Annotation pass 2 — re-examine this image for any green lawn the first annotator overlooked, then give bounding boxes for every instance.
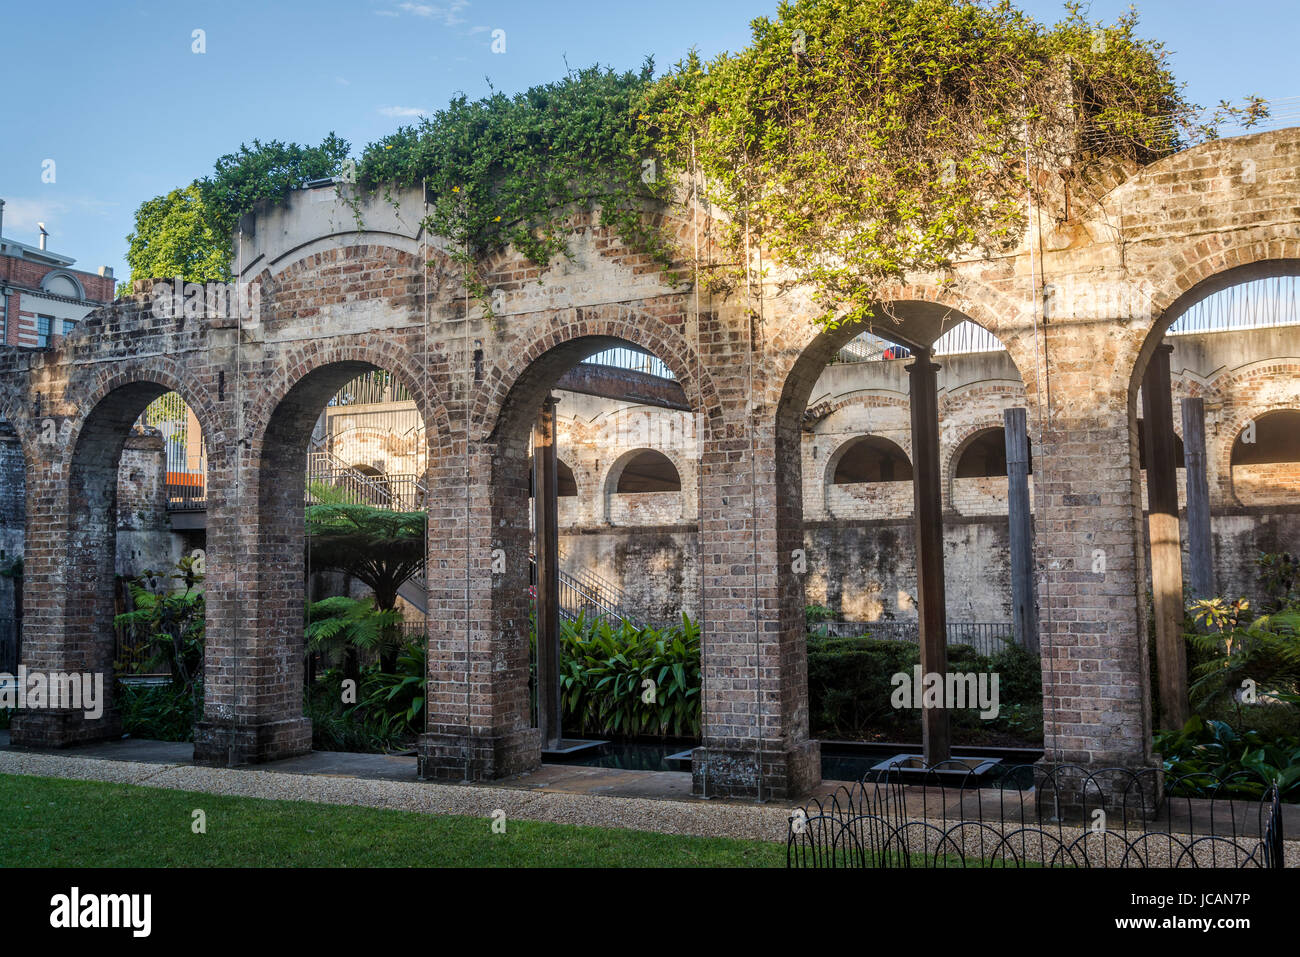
[0,773,784,868]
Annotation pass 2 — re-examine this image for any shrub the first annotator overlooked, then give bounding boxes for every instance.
[118,682,201,743]
[558,613,701,738]
[805,634,1042,742]
[1154,716,1300,801]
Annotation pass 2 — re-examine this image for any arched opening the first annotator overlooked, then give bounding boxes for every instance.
[614,449,681,492]
[832,435,914,484]
[1132,265,1300,731]
[256,361,429,757]
[954,427,1033,477]
[480,335,701,767]
[113,392,211,697]
[527,457,579,497]
[0,420,24,678]
[33,381,212,743]
[781,305,1040,768]
[1231,408,1300,506]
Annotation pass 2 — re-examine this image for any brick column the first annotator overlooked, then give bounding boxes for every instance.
[9,434,122,747]
[1030,326,1154,773]
[194,443,312,765]
[691,345,820,800]
[417,431,540,781]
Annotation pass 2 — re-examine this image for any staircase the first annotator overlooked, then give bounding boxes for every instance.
[397,558,648,629]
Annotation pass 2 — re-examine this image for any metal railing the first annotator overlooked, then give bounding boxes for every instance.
[582,347,675,380]
[809,620,1015,656]
[789,764,1286,868]
[836,321,1006,364]
[1169,274,1300,336]
[328,371,413,407]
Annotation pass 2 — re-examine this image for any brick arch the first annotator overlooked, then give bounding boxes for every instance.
[822,433,913,489]
[244,337,451,453]
[944,421,1012,514]
[767,283,1034,421]
[263,239,423,287]
[1212,385,1300,506]
[1130,250,1300,402]
[58,358,228,479]
[471,304,722,446]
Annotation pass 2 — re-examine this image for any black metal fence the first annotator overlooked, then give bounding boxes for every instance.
[788,762,1286,868]
[810,620,1015,656]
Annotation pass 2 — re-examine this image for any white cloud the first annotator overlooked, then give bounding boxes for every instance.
[335,75,350,86]
[2,196,117,241]
[378,106,429,118]
[392,1,468,26]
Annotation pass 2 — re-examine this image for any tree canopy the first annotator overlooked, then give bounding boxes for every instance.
[123,0,1264,324]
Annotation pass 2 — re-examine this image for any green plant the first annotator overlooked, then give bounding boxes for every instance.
[117,683,201,743]
[358,63,676,315]
[113,557,205,697]
[557,613,701,737]
[648,0,1261,326]
[1154,716,1300,801]
[1186,595,1300,713]
[805,604,837,633]
[805,634,1042,741]
[306,502,425,672]
[355,641,427,741]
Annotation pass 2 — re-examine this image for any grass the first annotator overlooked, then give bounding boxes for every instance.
[0,773,784,868]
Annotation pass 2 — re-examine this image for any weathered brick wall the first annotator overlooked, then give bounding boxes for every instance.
[1233,463,1300,506]
[114,433,176,578]
[2,128,1296,799]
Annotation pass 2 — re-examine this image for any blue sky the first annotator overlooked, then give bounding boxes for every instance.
[1,0,1294,282]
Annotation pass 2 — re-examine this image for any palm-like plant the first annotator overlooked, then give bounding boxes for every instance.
[306,501,425,671]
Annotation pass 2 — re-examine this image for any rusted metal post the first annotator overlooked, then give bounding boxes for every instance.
[907,347,950,765]
[533,395,563,750]
[1142,344,1189,729]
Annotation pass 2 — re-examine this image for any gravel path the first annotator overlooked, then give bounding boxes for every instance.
[0,751,794,844]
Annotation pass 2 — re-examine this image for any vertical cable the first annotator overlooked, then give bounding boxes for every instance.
[1024,145,1058,765]
[690,132,708,798]
[741,158,764,803]
[230,227,244,768]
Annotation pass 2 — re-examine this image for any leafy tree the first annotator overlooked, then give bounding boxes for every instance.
[121,183,230,293]
[121,134,351,296]
[648,0,1253,325]
[202,133,352,239]
[306,502,425,672]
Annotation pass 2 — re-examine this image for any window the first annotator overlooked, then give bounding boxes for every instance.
[62,318,76,336]
[36,315,53,348]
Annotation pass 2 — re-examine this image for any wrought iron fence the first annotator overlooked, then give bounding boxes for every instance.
[0,617,18,673]
[809,620,1015,656]
[582,347,675,380]
[328,371,413,406]
[789,763,1287,869]
[1169,274,1300,335]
